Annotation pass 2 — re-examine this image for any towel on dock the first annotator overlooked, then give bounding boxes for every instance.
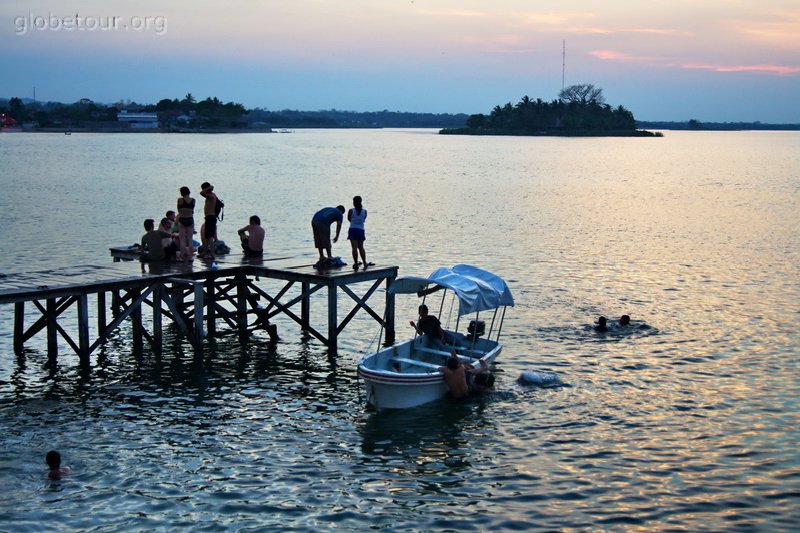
[314,257,347,269]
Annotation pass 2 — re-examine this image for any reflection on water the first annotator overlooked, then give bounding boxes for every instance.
[1,130,799,530]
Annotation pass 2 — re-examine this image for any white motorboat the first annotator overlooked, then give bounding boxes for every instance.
[358,264,514,409]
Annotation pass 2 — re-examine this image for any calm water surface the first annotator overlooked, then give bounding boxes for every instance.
[0,130,798,531]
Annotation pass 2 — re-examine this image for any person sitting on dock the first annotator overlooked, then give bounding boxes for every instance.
[410,304,447,351]
[141,218,174,262]
[311,205,345,266]
[238,215,265,258]
[165,210,179,233]
[200,182,219,260]
[159,217,179,259]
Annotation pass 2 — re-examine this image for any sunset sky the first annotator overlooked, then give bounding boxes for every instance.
[2,0,799,122]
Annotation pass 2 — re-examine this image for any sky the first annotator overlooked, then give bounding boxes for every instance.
[1,0,799,122]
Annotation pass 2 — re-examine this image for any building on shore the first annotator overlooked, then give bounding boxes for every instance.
[117,110,159,129]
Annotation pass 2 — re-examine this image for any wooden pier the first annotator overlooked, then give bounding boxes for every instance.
[0,253,397,366]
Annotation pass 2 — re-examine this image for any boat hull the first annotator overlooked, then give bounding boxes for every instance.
[358,336,501,409]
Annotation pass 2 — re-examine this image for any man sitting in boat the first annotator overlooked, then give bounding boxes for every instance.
[409,304,447,350]
[439,352,493,400]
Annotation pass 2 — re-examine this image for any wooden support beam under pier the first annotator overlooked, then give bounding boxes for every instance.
[0,255,398,366]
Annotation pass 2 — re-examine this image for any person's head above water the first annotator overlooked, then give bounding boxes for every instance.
[45,450,61,470]
[619,315,631,326]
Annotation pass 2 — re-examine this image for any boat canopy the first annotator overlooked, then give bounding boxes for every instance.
[389,264,514,316]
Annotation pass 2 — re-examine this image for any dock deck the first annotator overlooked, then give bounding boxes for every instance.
[1,252,398,366]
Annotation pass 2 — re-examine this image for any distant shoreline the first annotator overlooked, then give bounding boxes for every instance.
[439,128,662,137]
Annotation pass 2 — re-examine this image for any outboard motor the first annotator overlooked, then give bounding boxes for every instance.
[467,319,485,340]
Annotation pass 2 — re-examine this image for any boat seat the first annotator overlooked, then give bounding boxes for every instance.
[414,346,452,359]
[416,346,482,363]
[392,357,442,371]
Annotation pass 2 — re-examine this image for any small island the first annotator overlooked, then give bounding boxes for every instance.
[440,84,661,137]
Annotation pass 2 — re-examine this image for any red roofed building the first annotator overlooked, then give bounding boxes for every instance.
[0,113,19,128]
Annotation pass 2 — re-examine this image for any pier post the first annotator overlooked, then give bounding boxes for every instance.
[193,281,204,347]
[206,278,216,338]
[131,288,143,352]
[236,274,248,334]
[111,289,122,317]
[301,281,310,331]
[77,293,90,366]
[153,284,163,352]
[46,298,57,361]
[14,302,24,354]
[327,282,337,355]
[385,276,396,345]
[97,292,106,333]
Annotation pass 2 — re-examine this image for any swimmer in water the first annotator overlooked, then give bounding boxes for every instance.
[45,450,72,480]
[594,316,608,332]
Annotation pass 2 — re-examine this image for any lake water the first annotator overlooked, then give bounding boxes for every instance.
[0,129,798,531]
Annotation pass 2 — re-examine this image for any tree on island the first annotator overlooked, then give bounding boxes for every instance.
[559,83,605,106]
[443,84,656,136]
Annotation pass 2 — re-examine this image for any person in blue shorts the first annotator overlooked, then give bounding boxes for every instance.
[347,195,373,270]
[311,205,345,264]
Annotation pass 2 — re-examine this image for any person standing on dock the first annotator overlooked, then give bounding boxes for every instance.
[200,182,219,260]
[176,186,195,260]
[311,205,345,266]
[238,215,265,258]
[348,195,372,270]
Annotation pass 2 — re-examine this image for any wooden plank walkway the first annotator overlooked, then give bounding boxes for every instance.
[0,252,398,366]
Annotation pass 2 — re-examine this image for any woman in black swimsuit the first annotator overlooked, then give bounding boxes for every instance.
[177,186,195,260]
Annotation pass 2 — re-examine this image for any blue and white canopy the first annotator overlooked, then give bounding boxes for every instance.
[389,264,514,316]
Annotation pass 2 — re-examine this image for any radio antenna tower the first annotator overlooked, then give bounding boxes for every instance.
[561,40,566,91]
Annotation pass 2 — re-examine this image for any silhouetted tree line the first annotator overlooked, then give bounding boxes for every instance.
[637,119,800,131]
[1,94,468,130]
[247,108,468,128]
[0,96,119,127]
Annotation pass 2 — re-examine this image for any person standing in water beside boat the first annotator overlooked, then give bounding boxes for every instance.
[176,186,195,260]
[347,195,373,270]
[439,352,493,400]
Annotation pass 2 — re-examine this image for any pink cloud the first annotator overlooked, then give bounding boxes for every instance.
[590,49,800,76]
[682,63,800,75]
[589,50,657,62]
